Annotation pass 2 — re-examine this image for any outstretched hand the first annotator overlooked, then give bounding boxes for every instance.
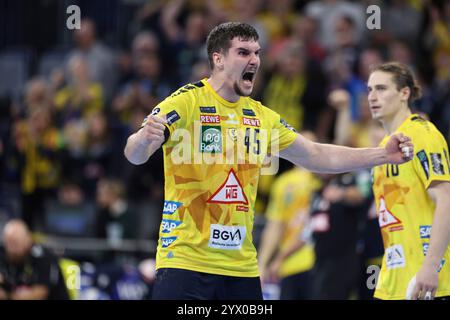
[384,133,414,164]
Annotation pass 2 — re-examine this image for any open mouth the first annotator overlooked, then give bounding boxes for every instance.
[242,71,255,85]
[370,106,381,111]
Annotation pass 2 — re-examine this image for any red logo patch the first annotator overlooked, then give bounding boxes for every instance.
[200,115,220,124]
[242,117,260,127]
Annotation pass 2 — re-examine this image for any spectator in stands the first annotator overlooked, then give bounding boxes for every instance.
[67,18,118,101]
[305,0,365,51]
[96,178,135,242]
[13,106,63,231]
[54,55,104,126]
[113,51,171,125]
[160,0,209,84]
[0,219,69,300]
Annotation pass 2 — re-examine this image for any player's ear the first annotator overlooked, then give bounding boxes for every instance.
[400,86,410,103]
[212,52,224,71]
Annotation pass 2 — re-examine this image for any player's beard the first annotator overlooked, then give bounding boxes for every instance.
[234,81,251,97]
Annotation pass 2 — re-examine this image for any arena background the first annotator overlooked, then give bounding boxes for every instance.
[0,0,449,300]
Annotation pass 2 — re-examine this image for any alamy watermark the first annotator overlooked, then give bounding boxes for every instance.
[366,264,381,290]
[65,265,81,291]
[366,5,381,30]
[167,124,280,175]
[66,5,81,30]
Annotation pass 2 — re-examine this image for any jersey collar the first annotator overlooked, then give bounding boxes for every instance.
[395,113,420,133]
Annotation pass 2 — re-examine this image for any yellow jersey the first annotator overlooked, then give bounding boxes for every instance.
[265,168,320,277]
[372,114,450,299]
[142,79,298,277]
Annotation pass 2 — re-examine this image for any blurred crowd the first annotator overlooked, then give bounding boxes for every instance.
[0,0,449,299]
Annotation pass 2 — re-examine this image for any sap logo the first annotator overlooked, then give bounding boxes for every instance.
[422,243,429,256]
[161,219,181,233]
[161,236,177,248]
[420,225,432,239]
[163,201,182,215]
[208,224,246,250]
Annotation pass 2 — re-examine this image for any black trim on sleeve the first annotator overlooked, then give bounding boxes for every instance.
[162,126,170,145]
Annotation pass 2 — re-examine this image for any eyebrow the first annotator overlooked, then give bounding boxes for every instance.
[236,47,262,53]
[367,84,388,89]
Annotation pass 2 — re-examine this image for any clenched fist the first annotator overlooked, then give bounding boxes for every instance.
[384,133,414,164]
[138,114,167,148]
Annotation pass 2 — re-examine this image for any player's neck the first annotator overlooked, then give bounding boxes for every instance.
[382,108,412,134]
[207,75,240,103]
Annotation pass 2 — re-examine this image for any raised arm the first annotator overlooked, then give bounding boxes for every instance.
[279,132,413,173]
[124,115,167,165]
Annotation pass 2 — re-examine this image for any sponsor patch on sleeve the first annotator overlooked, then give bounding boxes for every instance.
[166,110,180,125]
[430,153,444,175]
[280,118,297,132]
[416,150,430,180]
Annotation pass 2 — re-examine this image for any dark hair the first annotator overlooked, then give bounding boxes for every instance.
[371,62,422,107]
[206,22,259,69]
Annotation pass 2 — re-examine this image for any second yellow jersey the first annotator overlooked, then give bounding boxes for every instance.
[142,79,298,277]
[372,114,450,299]
[265,168,320,277]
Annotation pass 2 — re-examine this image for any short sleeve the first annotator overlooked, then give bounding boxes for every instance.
[139,88,193,138]
[413,130,450,189]
[264,108,298,152]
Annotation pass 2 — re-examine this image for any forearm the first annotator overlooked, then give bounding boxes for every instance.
[275,237,305,263]
[424,197,450,270]
[293,142,388,174]
[124,130,159,165]
[258,222,284,268]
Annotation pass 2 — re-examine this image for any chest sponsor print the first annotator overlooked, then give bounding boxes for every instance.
[208,224,246,250]
[385,244,406,269]
[207,169,249,204]
[378,197,402,231]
